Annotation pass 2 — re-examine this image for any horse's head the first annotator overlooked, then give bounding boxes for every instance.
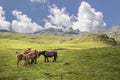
[16,51,21,57]
[16,51,26,67]
[16,51,20,54]
[38,51,46,57]
[16,51,24,60]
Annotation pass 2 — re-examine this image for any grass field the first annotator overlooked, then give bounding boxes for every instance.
[0,32,120,80]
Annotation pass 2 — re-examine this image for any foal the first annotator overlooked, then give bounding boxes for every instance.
[16,52,26,67]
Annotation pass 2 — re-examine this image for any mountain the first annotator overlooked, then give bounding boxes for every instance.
[63,27,80,34]
[34,28,63,34]
[34,27,80,34]
[0,29,10,32]
[106,25,120,38]
[83,34,118,46]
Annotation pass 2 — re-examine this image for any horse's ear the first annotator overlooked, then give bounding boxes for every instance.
[16,51,19,54]
[28,48,32,50]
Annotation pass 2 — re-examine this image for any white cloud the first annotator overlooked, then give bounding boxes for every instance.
[12,10,43,33]
[0,1,106,33]
[44,2,106,32]
[44,4,72,30]
[44,21,60,29]
[72,1,106,32]
[30,0,49,3]
[0,6,11,31]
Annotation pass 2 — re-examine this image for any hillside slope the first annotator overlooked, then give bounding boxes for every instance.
[107,25,120,38]
[0,32,120,80]
[0,32,115,50]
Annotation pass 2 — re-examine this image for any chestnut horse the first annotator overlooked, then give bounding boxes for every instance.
[24,48,31,54]
[16,49,39,67]
[26,50,39,64]
[38,50,57,62]
[23,48,39,64]
[16,52,27,67]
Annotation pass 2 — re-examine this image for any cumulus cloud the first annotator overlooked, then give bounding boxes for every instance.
[30,0,49,3]
[0,1,106,33]
[44,4,72,30]
[0,6,11,31]
[12,10,43,33]
[44,2,106,32]
[72,1,106,32]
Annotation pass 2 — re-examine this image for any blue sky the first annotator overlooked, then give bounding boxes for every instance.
[0,0,120,33]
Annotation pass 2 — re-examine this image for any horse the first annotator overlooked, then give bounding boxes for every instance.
[24,48,32,54]
[16,52,27,67]
[16,49,39,67]
[38,50,57,62]
[23,48,39,64]
[26,50,39,64]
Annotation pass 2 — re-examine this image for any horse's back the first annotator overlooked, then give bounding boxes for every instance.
[45,50,57,57]
[27,50,39,58]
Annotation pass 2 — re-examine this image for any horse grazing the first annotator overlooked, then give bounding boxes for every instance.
[23,48,39,64]
[16,49,39,67]
[38,50,57,62]
[26,50,39,65]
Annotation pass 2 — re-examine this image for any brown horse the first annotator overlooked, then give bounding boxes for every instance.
[26,50,39,64]
[16,52,26,67]
[16,49,39,67]
[23,48,39,64]
[24,48,32,54]
[38,50,57,62]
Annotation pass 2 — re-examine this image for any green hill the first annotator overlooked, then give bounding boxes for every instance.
[0,32,120,80]
[0,32,116,50]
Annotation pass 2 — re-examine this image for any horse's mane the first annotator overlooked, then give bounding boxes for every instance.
[39,51,46,55]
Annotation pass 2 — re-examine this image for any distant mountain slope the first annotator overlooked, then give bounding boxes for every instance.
[34,27,80,34]
[0,29,10,32]
[106,25,120,38]
[70,34,117,46]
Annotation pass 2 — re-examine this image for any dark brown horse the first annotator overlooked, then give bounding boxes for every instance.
[38,50,57,62]
[16,50,39,67]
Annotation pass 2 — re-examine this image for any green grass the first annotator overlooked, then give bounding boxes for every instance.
[0,32,120,80]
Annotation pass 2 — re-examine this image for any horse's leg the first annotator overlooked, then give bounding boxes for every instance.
[24,60,27,67]
[44,56,46,62]
[28,59,30,65]
[17,59,21,67]
[25,56,30,67]
[34,58,37,64]
[47,57,49,62]
[31,58,34,64]
[53,56,56,62]
[53,53,57,62]
[26,59,30,67]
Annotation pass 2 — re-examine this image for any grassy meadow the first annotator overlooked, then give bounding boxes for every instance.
[0,32,120,80]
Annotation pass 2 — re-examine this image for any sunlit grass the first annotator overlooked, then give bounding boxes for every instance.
[0,32,120,80]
